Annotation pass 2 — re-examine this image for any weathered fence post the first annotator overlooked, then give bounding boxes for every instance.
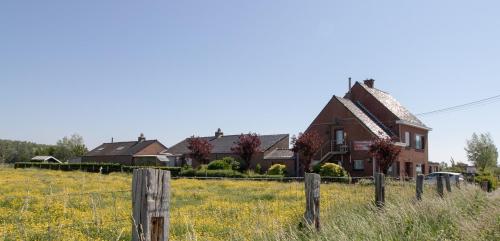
[132,168,171,241]
[436,174,444,198]
[416,174,424,201]
[481,181,489,192]
[375,173,385,207]
[444,174,452,192]
[304,173,320,231]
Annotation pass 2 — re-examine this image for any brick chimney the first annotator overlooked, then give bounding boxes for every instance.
[215,128,224,138]
[138,133,146,142]
[364,79,375,88]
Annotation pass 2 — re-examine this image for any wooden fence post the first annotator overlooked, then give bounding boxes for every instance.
[132,168,171,241]
[436,174,444,198]
[455,175,460,189]
[444,175,451,192]
[481,181,489,192]
[304,173,320,231]
[375,173,385,207]
[416,174,424,201]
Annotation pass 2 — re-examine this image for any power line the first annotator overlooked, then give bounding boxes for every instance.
[415,94,500,116]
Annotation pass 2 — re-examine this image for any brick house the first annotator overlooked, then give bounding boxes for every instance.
[304,79,431,178]
[167,129,296,174]
[82,134,169,165]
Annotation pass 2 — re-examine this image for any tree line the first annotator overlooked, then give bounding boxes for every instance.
[0,134,88,164]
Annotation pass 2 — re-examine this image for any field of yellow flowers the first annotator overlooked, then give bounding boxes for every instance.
[1,166,498,241]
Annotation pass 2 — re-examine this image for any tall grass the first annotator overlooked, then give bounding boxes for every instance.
[0,167,498,240]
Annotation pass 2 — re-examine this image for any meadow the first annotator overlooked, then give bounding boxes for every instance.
[0,167,498,241]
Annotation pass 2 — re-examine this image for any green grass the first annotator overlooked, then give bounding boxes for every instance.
[0,167,498,241]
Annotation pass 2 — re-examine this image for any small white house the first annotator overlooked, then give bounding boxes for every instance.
[30,156,62,164]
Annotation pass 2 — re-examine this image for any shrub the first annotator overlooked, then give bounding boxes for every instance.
[207,160,230,170]
[255,163,262,174]
[475,172,498,191]
[320,163,348,177]
[312,162,322,174]
[221,157,240,171]
[207,157,240,170]
[268,164,286,176]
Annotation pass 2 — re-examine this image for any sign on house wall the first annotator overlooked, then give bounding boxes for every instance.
[353,141,372,151]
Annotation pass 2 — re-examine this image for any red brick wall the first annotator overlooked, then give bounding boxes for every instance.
[396,125,429,177]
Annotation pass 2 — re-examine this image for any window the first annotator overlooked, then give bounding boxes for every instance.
[415,135,425,150]
[96,147,105,151]
[405,132,410,147]
[416,164,422,174]
[354,160,364,170]
[116,146,125,151]
[335,130,344,144]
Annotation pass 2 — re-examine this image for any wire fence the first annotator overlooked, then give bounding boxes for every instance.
[0,172,480,240]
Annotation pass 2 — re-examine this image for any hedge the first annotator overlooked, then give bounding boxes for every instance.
[14,162,181,176]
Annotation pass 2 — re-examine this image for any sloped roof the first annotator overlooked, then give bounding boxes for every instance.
[264,148,294,160]
[85,140,165,156]
[31,156,62,163]
[335,96,391,139]
[358,82,429,129]
[167,134,289,155]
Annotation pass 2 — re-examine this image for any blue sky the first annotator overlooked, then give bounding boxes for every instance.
[1,0,499,164]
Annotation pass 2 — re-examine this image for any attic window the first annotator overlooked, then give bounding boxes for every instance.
[116,146,125,151]
[97,147,105,151]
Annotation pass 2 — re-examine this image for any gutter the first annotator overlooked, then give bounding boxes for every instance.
[395,120,433,131]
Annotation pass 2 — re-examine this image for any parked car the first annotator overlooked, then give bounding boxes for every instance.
[424,172,464,184]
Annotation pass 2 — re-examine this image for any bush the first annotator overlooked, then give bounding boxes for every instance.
[207,157,240,171]
[320,163,348,177]
[475,172,498,192]
[267,164,287,176]
[13,162,182,176]
[207,160,230,170]
[222,157,240,171]
[255,163,262,174]
[312,162,322,174]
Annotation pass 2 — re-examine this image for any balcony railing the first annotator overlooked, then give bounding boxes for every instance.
[319,141,349,162]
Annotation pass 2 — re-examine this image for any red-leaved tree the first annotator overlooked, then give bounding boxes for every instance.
[369,137,401,174]
[292,131,322,173]
[231,133,261,170]
[187,136,213,165]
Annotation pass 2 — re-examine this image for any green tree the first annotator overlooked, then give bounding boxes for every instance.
[54,134,88,161]
[465,133,498,172]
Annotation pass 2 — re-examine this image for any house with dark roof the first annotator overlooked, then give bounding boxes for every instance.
[167,129,296,174]
[82,134,169,166]
[305,79,431,178]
